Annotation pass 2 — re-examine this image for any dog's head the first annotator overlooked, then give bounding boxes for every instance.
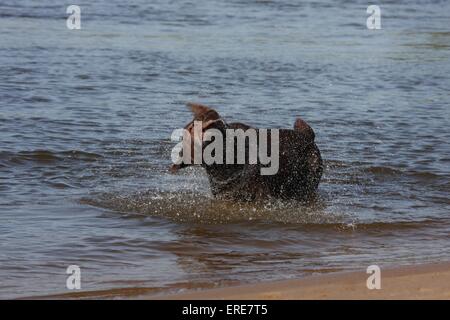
[170,103,226,172]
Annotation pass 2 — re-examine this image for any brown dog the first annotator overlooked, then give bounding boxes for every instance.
[170,103,323,201]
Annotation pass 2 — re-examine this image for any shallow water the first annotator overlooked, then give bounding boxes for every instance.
[1,0,450,299]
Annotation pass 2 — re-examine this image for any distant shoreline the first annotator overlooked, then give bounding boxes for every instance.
[25,261,450,300]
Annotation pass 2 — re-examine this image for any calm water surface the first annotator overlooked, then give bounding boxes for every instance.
[0,0,449,298]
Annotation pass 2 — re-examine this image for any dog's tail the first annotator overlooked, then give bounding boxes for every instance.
[294,118,315,141]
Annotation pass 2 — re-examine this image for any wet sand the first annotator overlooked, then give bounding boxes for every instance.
[155,262,450,300]
[30,262,450,300]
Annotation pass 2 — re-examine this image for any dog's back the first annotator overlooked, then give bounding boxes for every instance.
[205,123,323,201]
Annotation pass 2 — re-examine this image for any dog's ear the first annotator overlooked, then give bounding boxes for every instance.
[187,102,210,116]
[187,102,220,121]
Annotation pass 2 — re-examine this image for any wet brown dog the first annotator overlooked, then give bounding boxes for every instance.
[170,103,323,201]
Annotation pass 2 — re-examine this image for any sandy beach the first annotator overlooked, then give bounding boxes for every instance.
[31,262,450,300]
[155,262,450,300]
